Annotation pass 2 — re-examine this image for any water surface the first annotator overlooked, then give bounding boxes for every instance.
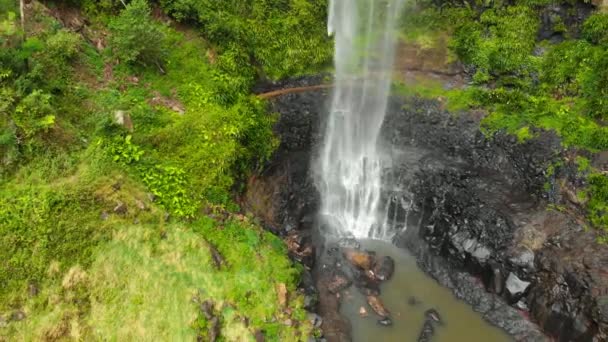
[340,240,513,342]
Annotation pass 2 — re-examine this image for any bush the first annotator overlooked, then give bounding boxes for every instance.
[451,5,539,83]
[159,0,332,80]
[582,12,608,46]
[578,48,608,120]
[11,90,55,139]
[108,0,168,69]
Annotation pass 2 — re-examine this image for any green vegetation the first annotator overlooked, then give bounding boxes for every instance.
[1,0,329,339]
[398,0,608,231]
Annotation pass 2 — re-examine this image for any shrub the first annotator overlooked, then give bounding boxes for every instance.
[451,5,539,83]
[11,90,55,139]
[582,12,608,46]
[108,0,168,69]
[158,0,332,80]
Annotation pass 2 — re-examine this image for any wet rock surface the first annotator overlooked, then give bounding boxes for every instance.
[387,97,608,340]
[246,78,608,341]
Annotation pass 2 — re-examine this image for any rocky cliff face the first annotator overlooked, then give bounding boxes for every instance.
[244,80,608,341]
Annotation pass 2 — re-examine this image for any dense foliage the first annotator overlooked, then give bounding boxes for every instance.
[399,0,608,232]
[1,0,328,339]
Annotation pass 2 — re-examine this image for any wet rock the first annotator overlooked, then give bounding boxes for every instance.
[338,237,360,250]
[303,292,319,312]
[424,308,442,325]
[417,320,435,342]
[408,296,422,306]
[509,247,535,270]
[353,270,381,296]
[373,256,395,281]
[327,272,352,294]
[343,248,374,270]
[308,313,323,328]
[505,272,530,301]
[377,317,393,326]
[366,295,390,318]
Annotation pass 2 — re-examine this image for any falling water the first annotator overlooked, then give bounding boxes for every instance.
[317,0,405,239]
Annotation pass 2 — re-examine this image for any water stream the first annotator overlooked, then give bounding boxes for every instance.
[315,1,516,340]
[317,0,405,239]
[340,240,512,342]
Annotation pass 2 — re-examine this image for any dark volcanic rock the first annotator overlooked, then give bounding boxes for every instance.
[388,97,607,340]
[417,320,435,342]
[424,308,442,325]
[377,317,393,327]
[373,256,395,281]
[251,79,608,341]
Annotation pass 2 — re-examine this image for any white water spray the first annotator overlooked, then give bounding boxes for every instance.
[317,0,405,239]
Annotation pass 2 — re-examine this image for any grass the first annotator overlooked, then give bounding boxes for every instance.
[1,1,317,339]
[2,220,310,341]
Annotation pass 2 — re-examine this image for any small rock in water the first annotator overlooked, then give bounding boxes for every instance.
[338,237,360,249]
[366,295,390,317]
[327,272,352,294]
[308,313,323,328]
[424,308,443,325]
[343,248,374,270]
[407,296,421,306]
[359,306,368,317]
[417,320,435,342]
[377,317,393,326]
[373,256,395,281]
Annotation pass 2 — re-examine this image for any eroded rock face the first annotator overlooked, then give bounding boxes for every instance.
[387,97,608,341]
[247,78,607,341]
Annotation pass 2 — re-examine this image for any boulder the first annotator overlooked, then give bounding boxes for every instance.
[505,272,531,300]
[343,248,374,270]
[366,295,390,318]
[373,256,395,281]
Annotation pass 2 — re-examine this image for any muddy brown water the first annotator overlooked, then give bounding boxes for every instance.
[340,239,513,342]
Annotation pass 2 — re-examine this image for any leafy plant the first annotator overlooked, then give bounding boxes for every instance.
[11,90,55,138]
[108,0,168,69]
[106,134,144,165]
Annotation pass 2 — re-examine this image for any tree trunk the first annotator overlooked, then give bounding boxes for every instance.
[19,0,25,39]
[20,0,28,70]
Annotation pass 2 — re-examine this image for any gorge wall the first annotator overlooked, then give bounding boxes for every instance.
[244,77,608,341]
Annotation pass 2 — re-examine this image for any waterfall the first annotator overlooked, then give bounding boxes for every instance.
[317,0,405,239]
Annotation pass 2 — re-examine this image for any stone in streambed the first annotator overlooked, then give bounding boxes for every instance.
[373,256,395,281]
[343,248,374,270]
[505,272,530,301]
[417,320,435,342]
[377,317,393,326]
[408,296,422,306]
[327,271,352,294]
[424,308,443,325]
[366,295,390,317]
